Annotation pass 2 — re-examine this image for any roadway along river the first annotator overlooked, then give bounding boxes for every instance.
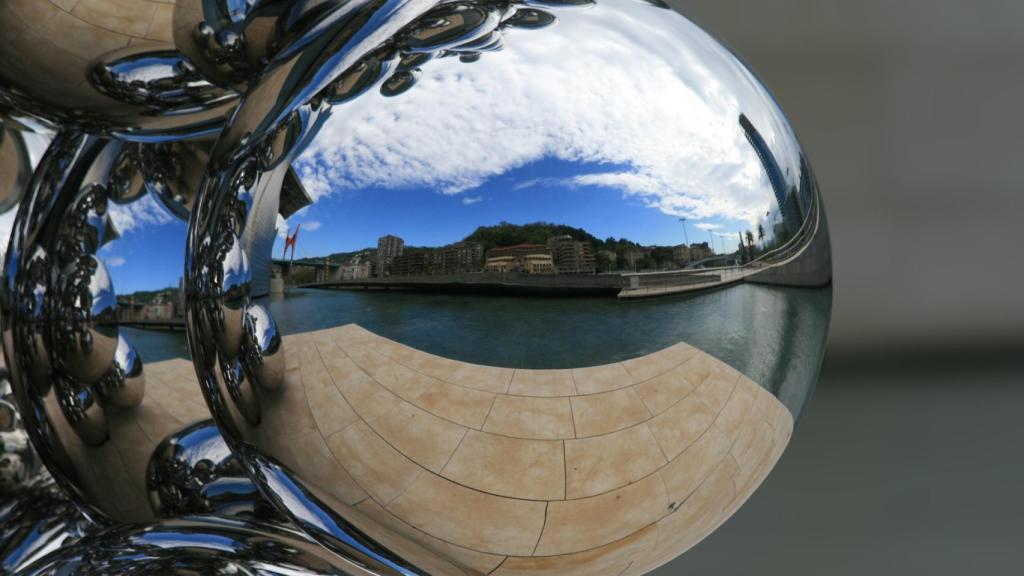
[123,283,831,418]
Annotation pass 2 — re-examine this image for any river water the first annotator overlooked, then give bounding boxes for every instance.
[124,283,831,418]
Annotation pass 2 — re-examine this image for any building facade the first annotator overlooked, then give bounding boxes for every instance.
[689,242,713,262]
[387,241,483,277]
[435,241,484,274]
[546,235,596,275]
[376,235,405,277]
[485,244,556,274]
[673,244,691,266]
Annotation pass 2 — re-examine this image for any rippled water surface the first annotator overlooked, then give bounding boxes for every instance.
[129,284,830,417]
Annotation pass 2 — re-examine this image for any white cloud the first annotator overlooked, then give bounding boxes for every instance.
[694,222,721,231]
[301,220,322,231]
[0,208,16,264]
[276,214,289,239]
[108,193,175,235]
[295,0,803,227]
[461,196,483,206]
[105,256,126,268]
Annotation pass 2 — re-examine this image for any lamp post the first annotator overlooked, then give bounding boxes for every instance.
[678,218,690,246]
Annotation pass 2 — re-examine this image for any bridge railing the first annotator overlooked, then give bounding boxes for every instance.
[621,191,822,293]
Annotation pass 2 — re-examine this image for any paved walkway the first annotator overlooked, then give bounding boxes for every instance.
[66,323,791,575]
[252,325,791,575]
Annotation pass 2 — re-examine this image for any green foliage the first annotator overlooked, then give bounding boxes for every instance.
[119,287,178,304]
[463,221,641,253]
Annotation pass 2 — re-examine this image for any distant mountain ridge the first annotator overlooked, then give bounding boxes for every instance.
[293,221,652,263]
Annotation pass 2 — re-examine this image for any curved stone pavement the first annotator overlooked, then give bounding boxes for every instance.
[255,324,794,575]
[39,322,792,575]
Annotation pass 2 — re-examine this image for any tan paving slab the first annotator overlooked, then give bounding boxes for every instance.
[41,8,131,55]
[303,368,358,438]
[659,426,732,506]
[256,361,318,440]
[144,2,173,41]
[483,395,574,440]
[570,388,651,438]
[139,324,794,574]
[508,369,577,397]
[443,362,515,395]
[356,499,506,576]
[264,429,368,506]
[385,364,496,429]
[714,377,758,442]
[627,457,739,576]
[322,353,402,424]
[72,0,157,37]
[327,421,423,506]
[49,0,80,13]
[730,420,778,495]
[493,524,657,576]
[388,472,548,557]
[564,424,666,499]
[676,353,720,388]
[368,401,467,473]
[535,472,669,556]
[131,398,185,447]
[571,363,635,395]
[692,366,741,416]
[442,430,565,501]
[633,364,697,416]
[621,343,690,383]
[647,394,717,461]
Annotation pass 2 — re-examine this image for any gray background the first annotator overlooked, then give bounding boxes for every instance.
[657,1,1024,574]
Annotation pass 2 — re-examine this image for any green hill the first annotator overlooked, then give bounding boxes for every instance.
[463,221,639,252]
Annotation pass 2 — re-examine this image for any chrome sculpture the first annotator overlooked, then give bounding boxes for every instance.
[0,0,831,575]
[17,515,356,575]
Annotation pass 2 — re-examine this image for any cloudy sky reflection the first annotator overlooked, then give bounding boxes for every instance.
[289,0,805,254]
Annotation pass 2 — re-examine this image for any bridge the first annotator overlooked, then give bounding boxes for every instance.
[299,272,626,296]
[618,190,830,299]
[272,258,343,284]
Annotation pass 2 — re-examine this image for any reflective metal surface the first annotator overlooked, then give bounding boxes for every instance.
[0,0,237,139]
[0,125,30,213]
[18,515,357,575]
[147,419,284,522]
[0,474,92,574]
[0,0,831,574]
[178,0,831,575]
[0,368,40,493]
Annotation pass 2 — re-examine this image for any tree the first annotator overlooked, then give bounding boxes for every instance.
[757,223,765,244]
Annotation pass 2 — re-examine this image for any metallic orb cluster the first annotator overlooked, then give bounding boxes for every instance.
[0,0,831,575]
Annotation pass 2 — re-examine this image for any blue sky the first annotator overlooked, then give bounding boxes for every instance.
[60,0,800,295]
[274,156,753,260]
[101,155,755,294]
[102,208,188,294]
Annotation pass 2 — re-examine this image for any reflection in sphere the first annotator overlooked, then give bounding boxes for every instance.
[0,0,832,574]
[181,0,832,574]
[0,0,237,138]
[0,474,92,573]
[16,516,355,576]
[146,419,283,521]
[0,132,272,526]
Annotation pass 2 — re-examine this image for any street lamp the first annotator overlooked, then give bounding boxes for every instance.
[678,218,690,246]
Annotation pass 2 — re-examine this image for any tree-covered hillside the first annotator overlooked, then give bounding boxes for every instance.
[464,221,635,252]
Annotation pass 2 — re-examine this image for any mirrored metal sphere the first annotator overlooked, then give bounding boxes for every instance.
[1,0,832,575]
[0,131,274,527]
[0,125,31,213]
[0,0,237,139]
[178,0,832,574]
[0,474,92,573]
[17,516,356,575]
